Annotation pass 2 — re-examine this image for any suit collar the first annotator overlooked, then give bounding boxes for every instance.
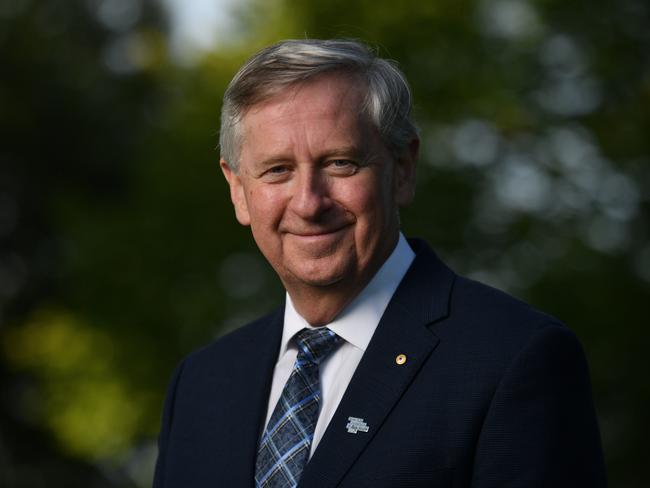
[391,238,455,326]
[298,239,456,487]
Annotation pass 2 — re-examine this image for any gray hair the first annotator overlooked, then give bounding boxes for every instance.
[219,39,418,171]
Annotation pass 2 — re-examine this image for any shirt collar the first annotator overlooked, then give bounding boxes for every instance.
[280,233,415,357]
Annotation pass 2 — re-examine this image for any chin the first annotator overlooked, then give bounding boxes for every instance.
[296,272,347,288]
[285,262,353,289]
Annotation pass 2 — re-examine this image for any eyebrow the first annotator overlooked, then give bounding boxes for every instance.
[320,146,366,160]
[255,156,292,168]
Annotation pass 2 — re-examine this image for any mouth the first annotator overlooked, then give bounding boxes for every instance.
[285,225,350,243]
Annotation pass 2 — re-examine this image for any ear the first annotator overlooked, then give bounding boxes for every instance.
[220,158,251,226]
[394,137,419,207]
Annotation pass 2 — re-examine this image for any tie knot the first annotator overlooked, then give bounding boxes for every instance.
[294,327,341,365]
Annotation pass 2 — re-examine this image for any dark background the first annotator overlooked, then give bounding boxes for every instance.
[1,0,648,486]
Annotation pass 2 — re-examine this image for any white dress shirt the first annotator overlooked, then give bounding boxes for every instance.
[263,233,415,456]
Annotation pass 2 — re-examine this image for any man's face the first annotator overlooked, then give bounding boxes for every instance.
[221,74,416,300]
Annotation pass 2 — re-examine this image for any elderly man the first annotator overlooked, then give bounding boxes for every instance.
[153,39,606,488]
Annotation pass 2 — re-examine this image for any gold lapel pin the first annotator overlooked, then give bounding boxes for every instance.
[395,354,407,365]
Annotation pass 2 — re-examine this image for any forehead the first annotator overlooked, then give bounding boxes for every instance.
[241,74,372,159]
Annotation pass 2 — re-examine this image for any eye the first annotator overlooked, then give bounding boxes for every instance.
[258,164,292,182]
[327,159,359,175]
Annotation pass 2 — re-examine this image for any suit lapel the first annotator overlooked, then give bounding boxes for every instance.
[222,308,284,486]
[298,240,455,487]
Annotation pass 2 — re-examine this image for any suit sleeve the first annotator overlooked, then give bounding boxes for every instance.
[153,359,186,488]
[471,324,607,487]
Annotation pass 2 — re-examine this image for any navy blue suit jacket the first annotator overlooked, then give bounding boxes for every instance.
[153,240,606,487]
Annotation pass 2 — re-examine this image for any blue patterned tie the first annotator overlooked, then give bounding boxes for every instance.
[255,327,342,488]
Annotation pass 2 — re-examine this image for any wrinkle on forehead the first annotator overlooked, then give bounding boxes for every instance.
[238,74,378,167]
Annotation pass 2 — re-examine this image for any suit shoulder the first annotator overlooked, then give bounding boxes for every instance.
[454,275,561,326]
[181,306,284,371]
[440,275,568,354]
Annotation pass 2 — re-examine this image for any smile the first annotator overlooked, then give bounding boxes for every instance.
[286,226,349,244]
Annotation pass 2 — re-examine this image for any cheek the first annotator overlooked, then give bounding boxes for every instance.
[338,175,392,219]
[245,187,285,226]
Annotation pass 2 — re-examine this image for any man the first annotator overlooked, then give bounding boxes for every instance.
[154,39,606,487]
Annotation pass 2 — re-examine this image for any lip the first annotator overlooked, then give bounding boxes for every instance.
[286,226,349,242]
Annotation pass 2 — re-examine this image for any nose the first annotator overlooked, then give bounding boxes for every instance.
[288,168,332,220]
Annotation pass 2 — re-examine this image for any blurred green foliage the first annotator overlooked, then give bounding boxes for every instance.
[0,0,648,486]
